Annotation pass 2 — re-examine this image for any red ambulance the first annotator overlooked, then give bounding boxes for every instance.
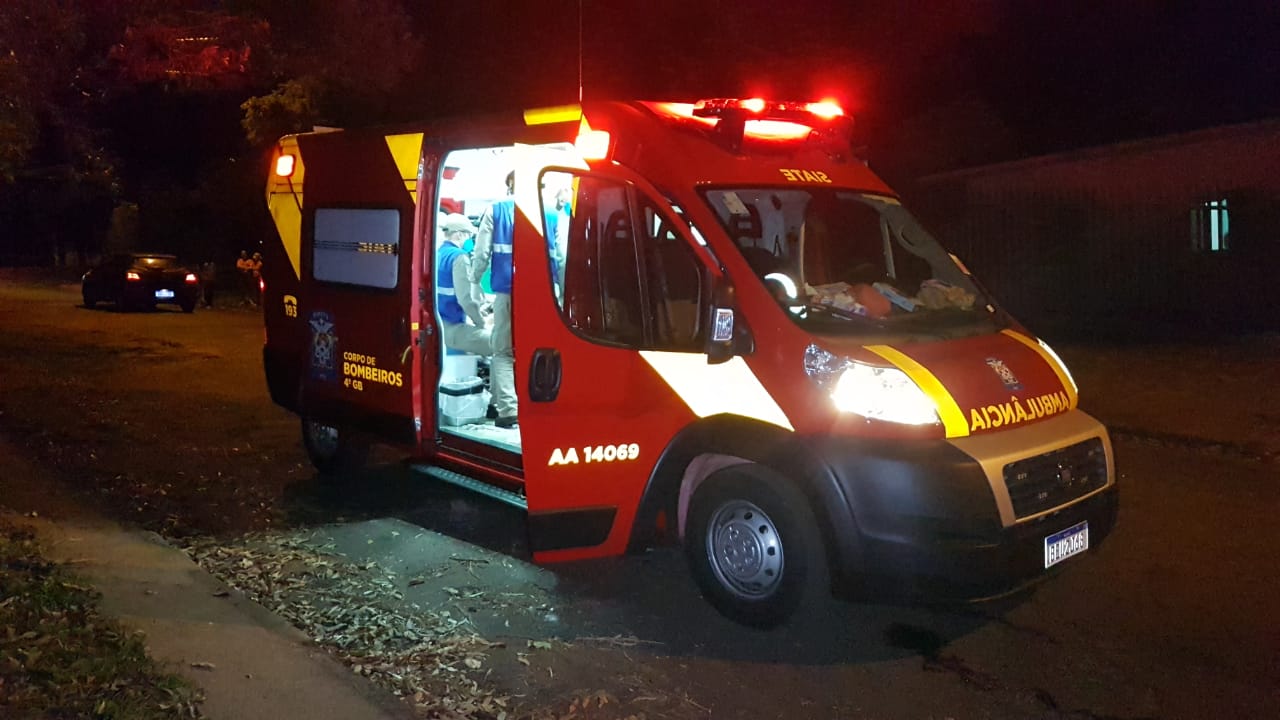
[262,99,1117,627]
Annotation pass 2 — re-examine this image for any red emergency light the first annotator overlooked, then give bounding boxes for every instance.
[185,273,198,284]
[575,129,611,160]
[691,97,845,122]
[805,100,845,119]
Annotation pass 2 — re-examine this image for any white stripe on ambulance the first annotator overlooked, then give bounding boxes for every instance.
[639,351,793,431]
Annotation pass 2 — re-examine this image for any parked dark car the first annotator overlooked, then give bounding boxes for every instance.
[82,253,200,313]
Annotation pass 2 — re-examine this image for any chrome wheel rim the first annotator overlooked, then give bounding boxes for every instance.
[704,499,784,600]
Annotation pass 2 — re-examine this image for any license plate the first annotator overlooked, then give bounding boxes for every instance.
[155,289,175,299]
[1044,521,1089,568]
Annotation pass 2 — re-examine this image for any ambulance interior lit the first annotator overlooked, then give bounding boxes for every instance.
[432,143,577,456]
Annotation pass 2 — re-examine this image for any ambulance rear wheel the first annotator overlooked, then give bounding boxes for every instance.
[684,464,829,629]
[301,418,369,476]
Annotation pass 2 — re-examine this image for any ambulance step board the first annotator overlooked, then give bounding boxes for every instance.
[410,464,527,510]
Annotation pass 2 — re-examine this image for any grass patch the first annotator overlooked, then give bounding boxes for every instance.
[0,518,204,719]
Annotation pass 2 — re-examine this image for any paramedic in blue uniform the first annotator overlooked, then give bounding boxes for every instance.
[437,213,491,356]
[470,172,518,429]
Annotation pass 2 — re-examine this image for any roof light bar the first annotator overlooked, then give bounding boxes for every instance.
[692,97,846,122]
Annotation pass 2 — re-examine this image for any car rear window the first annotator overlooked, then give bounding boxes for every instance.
[133,256,177,269]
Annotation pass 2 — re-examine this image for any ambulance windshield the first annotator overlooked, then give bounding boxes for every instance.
[701,188,1000,338]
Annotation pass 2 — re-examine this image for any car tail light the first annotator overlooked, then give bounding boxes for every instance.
[259,277,265,293]
[185,273,198,284]
[126,271,141,281]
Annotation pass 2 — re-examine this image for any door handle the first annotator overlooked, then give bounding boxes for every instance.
[528,348,561,402]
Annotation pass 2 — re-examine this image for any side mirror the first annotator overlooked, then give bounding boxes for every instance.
[705,278,752,364]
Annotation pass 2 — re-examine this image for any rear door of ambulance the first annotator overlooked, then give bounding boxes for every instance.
[293,131,425,446]
[510,149,729,562]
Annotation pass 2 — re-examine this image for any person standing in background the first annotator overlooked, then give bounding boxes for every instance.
[200,260,217,308]
[235,250,253,306]
[470,172,518,429]
[249,252,263,307]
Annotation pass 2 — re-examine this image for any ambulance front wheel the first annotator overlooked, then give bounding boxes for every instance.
[301,418,369,476]
[684,464,830,629]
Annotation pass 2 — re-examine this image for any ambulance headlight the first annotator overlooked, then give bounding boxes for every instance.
[831,363,940,425]
[805,344,939,426]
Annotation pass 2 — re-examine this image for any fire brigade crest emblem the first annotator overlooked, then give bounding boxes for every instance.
[985,357,1022,391]
[309,311,338,382]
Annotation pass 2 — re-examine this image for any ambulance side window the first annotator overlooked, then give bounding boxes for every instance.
[554,172,705,351]
[639,200,704,350]
[558,176,645,346]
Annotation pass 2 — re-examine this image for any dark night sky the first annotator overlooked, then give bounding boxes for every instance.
[415,1,1280,165]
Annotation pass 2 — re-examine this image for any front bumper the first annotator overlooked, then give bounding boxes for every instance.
[817,410,1118,603]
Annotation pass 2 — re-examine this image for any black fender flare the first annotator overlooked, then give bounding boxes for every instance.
[627,413,866,591]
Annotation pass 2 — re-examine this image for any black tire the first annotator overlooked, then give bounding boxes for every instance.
[180,300,196,313]
[684,463,830,628]
[301,418,369,476]
[82,289,96,309]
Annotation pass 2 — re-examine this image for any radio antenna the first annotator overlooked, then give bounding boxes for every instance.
[577,0,584,103]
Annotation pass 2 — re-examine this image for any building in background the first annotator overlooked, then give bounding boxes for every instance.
[910,119,1280,338]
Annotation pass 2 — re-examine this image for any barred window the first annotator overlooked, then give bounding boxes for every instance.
[1191,198,1230,253]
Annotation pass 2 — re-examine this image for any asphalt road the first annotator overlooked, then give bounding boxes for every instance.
[1,277,1277,719]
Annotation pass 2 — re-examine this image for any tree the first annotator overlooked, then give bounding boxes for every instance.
[240,78,318,146]
[0,1,264,265]
[235,0,423,145]
[109,10,266,90]
[0,49,39,183]
[0,0,94,184]
[0,1,126,264]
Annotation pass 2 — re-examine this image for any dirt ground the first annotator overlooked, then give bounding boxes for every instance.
[1058,334,1280,460]
[2,272,1278,719]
